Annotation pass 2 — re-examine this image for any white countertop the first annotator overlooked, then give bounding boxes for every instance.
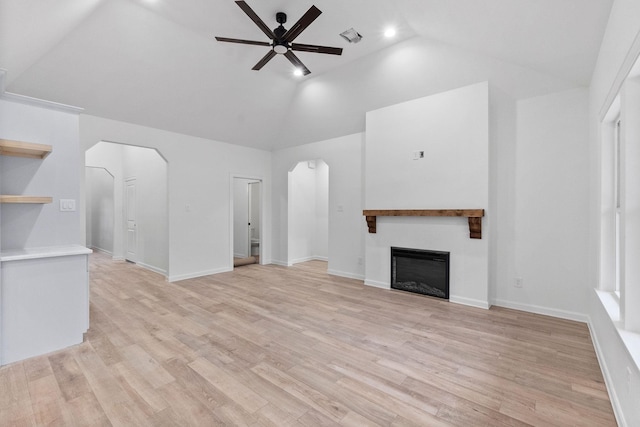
[0,245,92,262]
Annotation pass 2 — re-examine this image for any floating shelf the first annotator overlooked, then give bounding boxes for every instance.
[0,195,53,204]
[363,209,485,239]
[0,138,52,159]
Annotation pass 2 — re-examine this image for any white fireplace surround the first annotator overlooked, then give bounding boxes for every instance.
[363,82,490,309]
[364,217,489,308]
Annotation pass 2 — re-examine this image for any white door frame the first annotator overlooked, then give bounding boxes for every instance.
[230,174,264,269]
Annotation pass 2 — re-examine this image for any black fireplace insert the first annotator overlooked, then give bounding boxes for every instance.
[391,247,450,299]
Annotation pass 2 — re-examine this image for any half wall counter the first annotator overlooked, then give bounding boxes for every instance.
[0,245,92,365]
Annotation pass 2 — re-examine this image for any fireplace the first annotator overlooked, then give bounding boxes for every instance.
[391,247,450,299]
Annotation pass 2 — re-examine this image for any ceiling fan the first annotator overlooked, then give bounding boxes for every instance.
[215,1,343,76]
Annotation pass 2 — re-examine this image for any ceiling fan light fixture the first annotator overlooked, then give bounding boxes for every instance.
[293,68,304,77]
[340,28,363,44]
[273,44,288,54]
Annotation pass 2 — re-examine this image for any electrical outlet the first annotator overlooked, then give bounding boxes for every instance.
[413,150,425,160]
[514,277,523,288]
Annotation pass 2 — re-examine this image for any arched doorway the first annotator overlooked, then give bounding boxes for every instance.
[85,141,169,276]
[287,159,329,267]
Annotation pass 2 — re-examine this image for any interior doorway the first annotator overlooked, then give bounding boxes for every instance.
[287,159,329,267]
[232,177,262,267]
[85,142,169,276]
[85,167,115,255]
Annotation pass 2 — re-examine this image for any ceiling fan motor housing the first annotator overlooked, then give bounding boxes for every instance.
[273,12,289,53]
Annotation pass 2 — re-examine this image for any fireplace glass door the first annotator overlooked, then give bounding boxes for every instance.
[391,247,450,299]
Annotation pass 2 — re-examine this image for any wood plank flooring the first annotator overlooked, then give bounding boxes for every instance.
[0,253,617,426]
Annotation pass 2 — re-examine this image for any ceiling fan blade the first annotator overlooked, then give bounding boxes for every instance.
[291,43,342,55]
[284,51,311,75]
[235,1,275,39]
[283,5,322,43]
[252,50,277,71]
[215,37,271,47]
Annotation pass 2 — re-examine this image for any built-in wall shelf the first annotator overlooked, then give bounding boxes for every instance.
[1,139,53,204]
[0,139,52,159]
[363,209,485,239]
[0,195,53,204]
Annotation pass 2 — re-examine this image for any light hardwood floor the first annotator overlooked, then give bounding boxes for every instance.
[0,253,616,426]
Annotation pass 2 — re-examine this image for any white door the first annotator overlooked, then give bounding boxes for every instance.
[125,178,137,262]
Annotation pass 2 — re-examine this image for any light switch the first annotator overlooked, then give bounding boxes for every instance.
[60,199,76,212]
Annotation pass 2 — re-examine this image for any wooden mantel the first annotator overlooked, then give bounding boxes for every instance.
[363,209,485,239]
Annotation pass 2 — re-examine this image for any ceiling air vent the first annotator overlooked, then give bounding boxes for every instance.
[340,28,363,43]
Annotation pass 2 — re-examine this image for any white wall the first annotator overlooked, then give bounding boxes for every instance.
[272,134,364,279]
[86,167,114,254]
[496,88,590,319]
[80,115,272,281]
[364,82,490,308]
[488,86,517,307]
[0,99,82,249]
[588,1,640,425]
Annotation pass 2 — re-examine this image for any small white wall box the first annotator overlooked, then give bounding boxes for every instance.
[60,199,76,211]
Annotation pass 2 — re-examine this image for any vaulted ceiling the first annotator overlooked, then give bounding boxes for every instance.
[0,0,613,150]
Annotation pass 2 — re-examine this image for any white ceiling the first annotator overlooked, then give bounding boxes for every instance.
[0,0,613,150]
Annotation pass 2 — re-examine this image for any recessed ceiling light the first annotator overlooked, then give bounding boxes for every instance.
[384,28,396,38]
[293,68,304,77]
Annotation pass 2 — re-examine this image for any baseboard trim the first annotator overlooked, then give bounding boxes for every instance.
[449,295,490,310]
[364,279,389,289]
[270,260,291,267]
[137,261,167,277]
[493,299,588,323]
[169,266,232,282]
[328,269,364,281]
[291,256,327,264]
[90,246,112,256]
